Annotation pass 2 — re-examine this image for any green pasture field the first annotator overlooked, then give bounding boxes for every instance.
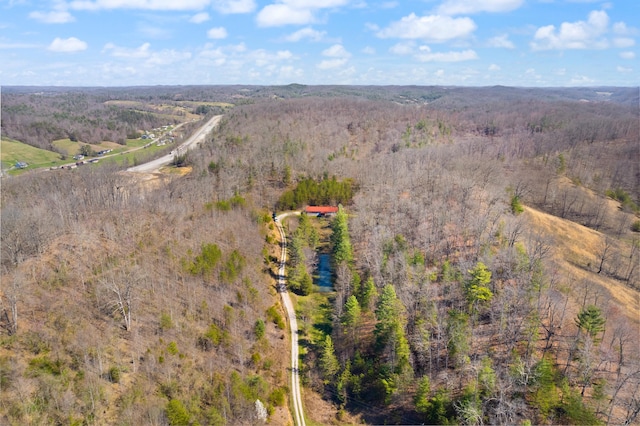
[124,138,151,149]
[99,142,173,167]
[1,138,63,174]
[178,101,234,108]
[49,136,173,167]
[1,136,173,174]
[104,100,204,121]
[51,139,131,156]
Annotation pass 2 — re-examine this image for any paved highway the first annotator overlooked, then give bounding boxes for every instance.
[127,115,222,173]
[275,212,306,426]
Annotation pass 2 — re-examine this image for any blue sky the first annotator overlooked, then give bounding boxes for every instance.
[1,0,638,86]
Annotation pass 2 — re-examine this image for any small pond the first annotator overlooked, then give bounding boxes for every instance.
[316,253,333,292]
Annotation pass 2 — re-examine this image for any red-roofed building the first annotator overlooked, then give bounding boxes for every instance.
[304,206,339,217]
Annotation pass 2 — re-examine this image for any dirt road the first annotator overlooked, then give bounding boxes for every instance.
[275,212,306,426]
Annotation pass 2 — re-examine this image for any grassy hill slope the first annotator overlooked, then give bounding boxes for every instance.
[1,138,62,172]
[524,206,639,320]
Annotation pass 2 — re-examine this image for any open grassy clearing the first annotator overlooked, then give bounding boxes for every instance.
[104,99,233,121]
[51,136,170,158]
[103,100,143,108]
[178,101,234,108]
[1,135,176,173]
[524,206,640,324]
[105,100,233,109]
[99,143,173,167]
[1,137,63,173]
[104,100,219,121]
[51,138,130,156]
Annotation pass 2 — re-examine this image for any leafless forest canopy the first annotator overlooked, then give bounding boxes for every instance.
[1,85,639,425]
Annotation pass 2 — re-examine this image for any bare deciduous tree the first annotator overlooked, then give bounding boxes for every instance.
[100,266,144,331]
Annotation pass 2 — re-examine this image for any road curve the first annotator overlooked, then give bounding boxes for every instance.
[275,212,305,426]
[127,115,222,173]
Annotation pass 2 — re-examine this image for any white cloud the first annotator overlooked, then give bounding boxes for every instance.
[613,38,635,48]
[488,63,500,71]
[524,68,542,81]
[531,10,610,50]
[252,49,293,66]
[612,22,638,36]
[212,0,256,14]
[207,27,228,39]
[570,75,595,85]
[277,0,349,7]
[48,37,87,52]
[487,34,515,49]
[103,42,151,58]
[365,22,379,32]
[256,0,350,27]
[199,46,227,64]
[29,10,75,23]
[146,50,192,66]
[103,42,191,67]
[438,0,523,15]
[620,51,635,59]
[317,58,348,69]
[257,4,314,27]
[190,12,210,23]
[138,23,171,39]
[228,42,247,53]
[284,27,326,42]
[197,42,293,73]
[278,65,304,79]
[376,13,476,42]
[414,49,478,62]
[322,44,351,58]
[389,41,415,55]
[362,46,375,54]
[69,0,211,11]
[317,43,350,69]
[616,66,632,73]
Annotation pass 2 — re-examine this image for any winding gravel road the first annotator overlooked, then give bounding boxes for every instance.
[275,212,306,426]
[123,113,306,424]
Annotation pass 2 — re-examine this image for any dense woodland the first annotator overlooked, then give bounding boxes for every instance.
[1,85,639,425]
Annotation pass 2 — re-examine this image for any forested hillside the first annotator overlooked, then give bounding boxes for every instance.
[200,89,639,424]
[1,86,639,425]
[1,87,234,151]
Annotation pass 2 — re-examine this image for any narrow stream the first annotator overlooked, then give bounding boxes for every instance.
[316,253,333,292]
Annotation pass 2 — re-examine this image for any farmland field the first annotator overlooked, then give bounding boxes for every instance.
[1,137,62,173]
[51,139,127,156]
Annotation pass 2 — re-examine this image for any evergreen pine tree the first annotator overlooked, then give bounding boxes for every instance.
[360,276,378,311]
[320,335,340,384]
[575,305,606,343]
[332,205,353,264]
[342,295,361,332]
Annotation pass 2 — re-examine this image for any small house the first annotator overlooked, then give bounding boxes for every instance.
[304,206,339,217]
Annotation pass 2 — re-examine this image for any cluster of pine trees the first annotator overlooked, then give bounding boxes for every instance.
[277,177,354,210]
[306,207,616,425]
[287,214,319,295]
